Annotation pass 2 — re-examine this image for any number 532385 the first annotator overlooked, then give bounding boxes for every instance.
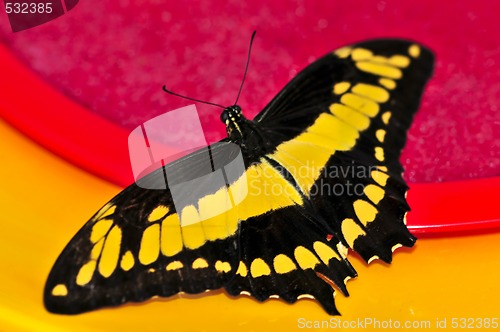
[5,2,53,14]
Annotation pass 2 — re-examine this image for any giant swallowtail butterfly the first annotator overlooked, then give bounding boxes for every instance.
[44,37,434,315]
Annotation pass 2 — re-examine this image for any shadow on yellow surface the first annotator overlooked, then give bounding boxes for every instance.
[0,119,499,331]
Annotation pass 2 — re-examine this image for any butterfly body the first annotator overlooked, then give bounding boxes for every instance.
[45,39,434,315]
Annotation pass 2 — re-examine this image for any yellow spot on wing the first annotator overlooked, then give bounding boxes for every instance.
[51,284,68,296]
[198,187,233,220]
[202,206,238,241]
[353,200,378,226]
[333,82,351,95]
[375,147,385,161]
[90,238,104,260]
[381,111,392,124]
[370,55,390,64]
[273,254,296,274]
[341,218,366,248]
[341,93,380,117]
[192,258,209,269]
[377,166,388,172]
[229,161,303,232]
[313,241,341,264]
[297,294,315,300]
[250,258,271,277]
[90,219,113,243]
[388,55,410,68]
[409,44,421,58]
[294,246,320,270]
[236,261,248,277]
[329,103,370,131]
[138,224,160,265]
[364,184,385,204]
[376,129,386,142]
[379,78,396,90]
[336,242,348,258]
[334,46,351,58]
[230,166,268,218]
[76,260,97,286]
[148,205,169,222]
[161,213,183,256]
[352,83,390,103]
[180,204,201,227]
[367,255,380,264]
[295,131,348,152]
[356,61,402,79]
[306,113,360,147]
[166,261,184,271]
[228,172,248,205]
[344,276,352,285]
[93,203,116,221]
[392,243,403,252]
[351,48,373,61]
[98,226,122,277]
[180,206,206,249]
[120,250,135,271]
[215,260,232,273]
[273,141,331,194]
[271,138,331,197]
[371,170,389,187]
[198,188,232,240]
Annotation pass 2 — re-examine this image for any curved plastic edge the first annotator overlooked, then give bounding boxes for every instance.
[0,43,499,235]
[0,43,133,187]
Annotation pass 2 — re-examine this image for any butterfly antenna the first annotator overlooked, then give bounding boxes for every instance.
[234,30,256,106]
[162,86,226,109]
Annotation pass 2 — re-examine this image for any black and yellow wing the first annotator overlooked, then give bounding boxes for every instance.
[44,39,434,315]
[225,39,433,312]
[44,143,243,314]
[253,39,434,262]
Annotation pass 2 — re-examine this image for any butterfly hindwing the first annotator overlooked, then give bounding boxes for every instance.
[225,205,357,315]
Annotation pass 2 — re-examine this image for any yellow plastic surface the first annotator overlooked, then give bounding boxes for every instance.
[0,118,499,331]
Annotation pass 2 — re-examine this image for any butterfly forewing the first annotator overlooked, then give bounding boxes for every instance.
[259,39,433,262]
[44,143,244,314]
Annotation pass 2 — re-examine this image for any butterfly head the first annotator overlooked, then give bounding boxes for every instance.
[220,105,242,124]
[221,105,245,138]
